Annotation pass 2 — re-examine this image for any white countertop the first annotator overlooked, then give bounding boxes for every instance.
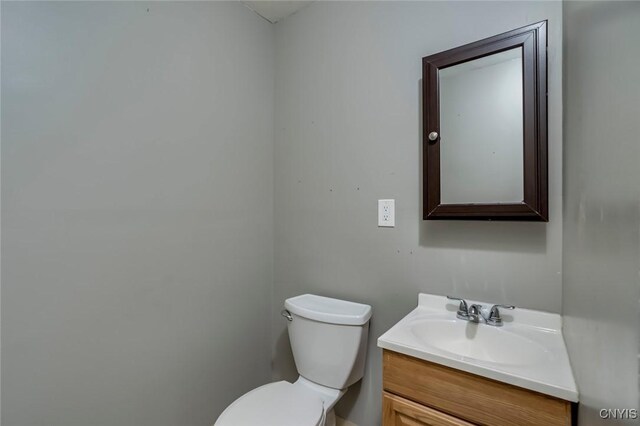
[377,293,579,402]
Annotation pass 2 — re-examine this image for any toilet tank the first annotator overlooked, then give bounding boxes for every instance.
[284,294,372,390]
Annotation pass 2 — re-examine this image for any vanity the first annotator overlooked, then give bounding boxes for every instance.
[377,294,578,426]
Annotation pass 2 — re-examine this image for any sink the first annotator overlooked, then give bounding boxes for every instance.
[377,293,578,402]
[408,317,550,366]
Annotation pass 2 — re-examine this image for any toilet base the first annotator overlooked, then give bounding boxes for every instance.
[323,410,336,426]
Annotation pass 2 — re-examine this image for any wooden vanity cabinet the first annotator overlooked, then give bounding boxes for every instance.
[382,350,575,426]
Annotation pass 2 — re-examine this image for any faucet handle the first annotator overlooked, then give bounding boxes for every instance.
[446,296,470,319]
[487,304,515,326]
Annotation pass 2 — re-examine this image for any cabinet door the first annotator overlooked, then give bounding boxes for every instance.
[383,392,475,426]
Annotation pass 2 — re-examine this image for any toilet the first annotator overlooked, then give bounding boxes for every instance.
[215,294,372,426]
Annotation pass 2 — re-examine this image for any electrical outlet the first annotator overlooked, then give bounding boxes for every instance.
[378,199,395,227]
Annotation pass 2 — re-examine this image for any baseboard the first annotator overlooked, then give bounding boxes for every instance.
[336,416,358,426]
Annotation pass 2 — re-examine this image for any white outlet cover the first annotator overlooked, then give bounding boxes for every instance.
[378,199,395,227]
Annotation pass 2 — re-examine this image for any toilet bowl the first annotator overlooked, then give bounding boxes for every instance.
[215,294,372,426]
[214,378,337,426]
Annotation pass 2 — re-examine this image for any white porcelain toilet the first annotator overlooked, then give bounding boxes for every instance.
[215,294,372,426]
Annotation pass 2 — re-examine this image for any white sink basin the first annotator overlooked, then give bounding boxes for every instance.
[408,317,551,366]
[378,294,578,402]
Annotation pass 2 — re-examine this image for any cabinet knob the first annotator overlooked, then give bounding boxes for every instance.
[428,131,439,141]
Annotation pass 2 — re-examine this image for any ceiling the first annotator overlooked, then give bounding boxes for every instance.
[242,1,312,23]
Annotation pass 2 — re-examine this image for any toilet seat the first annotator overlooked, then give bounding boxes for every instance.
[215,381,324,426]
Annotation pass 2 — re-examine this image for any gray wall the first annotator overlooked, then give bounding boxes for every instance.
[562,2,640,424]
[1,2,274,425]
[272,2,562,425]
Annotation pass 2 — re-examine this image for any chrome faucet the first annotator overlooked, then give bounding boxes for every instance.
[468,304,483,323]
[447,296,515,326]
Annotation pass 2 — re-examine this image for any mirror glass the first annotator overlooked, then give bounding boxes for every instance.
[439,47,524,204]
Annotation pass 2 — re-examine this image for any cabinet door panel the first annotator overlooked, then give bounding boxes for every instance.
[383,392,474,426]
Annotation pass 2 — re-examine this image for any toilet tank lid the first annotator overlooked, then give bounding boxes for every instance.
[285,294,372,326]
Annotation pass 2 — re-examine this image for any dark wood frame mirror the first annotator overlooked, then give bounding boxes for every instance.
[423,21,548,221]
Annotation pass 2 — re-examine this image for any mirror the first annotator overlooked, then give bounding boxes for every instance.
[440,48,524,204]
[423,21,548,221]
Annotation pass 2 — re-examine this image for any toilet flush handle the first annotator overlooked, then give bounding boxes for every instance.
[281,309,293,321]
